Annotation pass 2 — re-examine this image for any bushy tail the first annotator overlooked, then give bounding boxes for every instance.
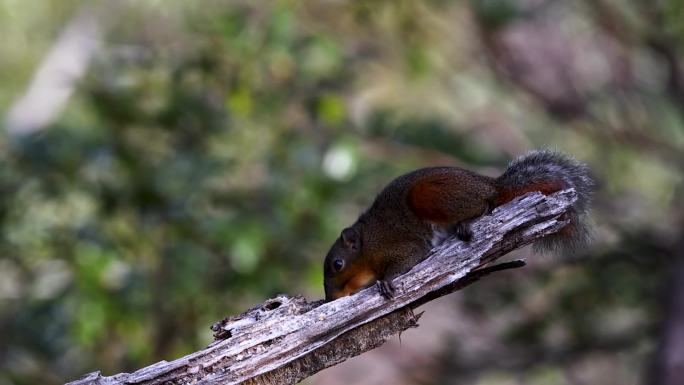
[495,149,594,254]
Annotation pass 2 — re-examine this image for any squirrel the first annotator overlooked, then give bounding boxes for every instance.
[323,149,593,301]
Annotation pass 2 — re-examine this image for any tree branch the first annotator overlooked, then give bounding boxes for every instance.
[66,189,578,385]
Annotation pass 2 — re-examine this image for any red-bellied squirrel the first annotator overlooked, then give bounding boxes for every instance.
[323,149,593,301]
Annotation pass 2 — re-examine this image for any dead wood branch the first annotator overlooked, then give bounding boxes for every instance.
[67,189,578,385]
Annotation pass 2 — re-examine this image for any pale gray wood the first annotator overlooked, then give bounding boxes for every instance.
[66,189,578,385]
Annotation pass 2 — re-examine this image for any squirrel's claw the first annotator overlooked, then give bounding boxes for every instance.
[454,222,473,242]
[377,279,396,299]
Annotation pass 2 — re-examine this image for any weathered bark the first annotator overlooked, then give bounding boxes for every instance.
[66,189,578,385]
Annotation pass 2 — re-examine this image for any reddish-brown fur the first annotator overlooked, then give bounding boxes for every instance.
[495,180,566,206]
[408,174,454,223]
[407,170,496,225]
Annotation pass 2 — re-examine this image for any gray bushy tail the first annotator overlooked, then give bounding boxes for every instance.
[496,149,594,254]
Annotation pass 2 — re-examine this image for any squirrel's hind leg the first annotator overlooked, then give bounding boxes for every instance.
[451,200,493,242]
[453,222,473,242]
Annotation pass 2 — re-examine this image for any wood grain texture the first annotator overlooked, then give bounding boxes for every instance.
[66,189,578,385]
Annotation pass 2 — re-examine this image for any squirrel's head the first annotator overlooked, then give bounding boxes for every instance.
[323,225,377,301]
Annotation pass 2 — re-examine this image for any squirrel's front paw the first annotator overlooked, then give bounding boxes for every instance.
[377,279,396,299]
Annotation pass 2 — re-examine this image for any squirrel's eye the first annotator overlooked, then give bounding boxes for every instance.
[333,259,345,272]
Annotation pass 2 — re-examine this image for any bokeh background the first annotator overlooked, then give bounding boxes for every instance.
[1,1,683,384]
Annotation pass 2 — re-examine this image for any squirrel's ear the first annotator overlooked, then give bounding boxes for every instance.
[341,227,360,251]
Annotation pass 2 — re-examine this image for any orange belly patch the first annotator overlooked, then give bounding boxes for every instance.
[335,268,377,299]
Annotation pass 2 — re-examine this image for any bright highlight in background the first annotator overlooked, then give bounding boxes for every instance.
[322,145,356,181]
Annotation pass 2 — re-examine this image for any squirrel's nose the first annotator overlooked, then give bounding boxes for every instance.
[323,283,337,302]
[324,283,346,302]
